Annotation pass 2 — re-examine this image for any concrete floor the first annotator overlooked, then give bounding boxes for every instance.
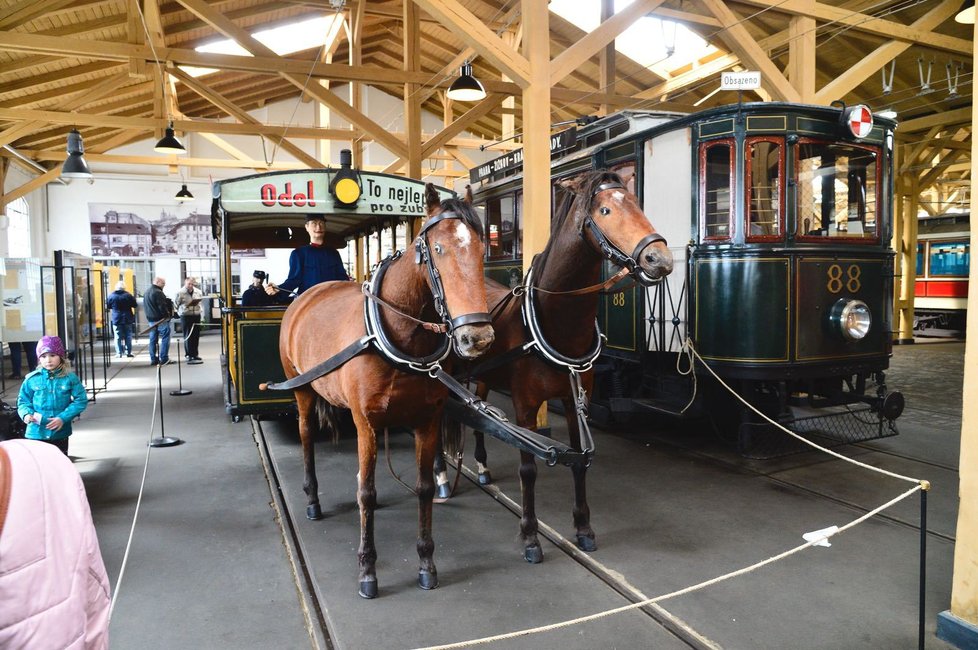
[20,333,962,649]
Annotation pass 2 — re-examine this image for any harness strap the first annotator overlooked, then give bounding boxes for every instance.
[260,335,374,391]
[361,284,447,333]
[532,266,631,297]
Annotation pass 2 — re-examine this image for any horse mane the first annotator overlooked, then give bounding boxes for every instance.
[439,198,484,239]
[535,170,625,275]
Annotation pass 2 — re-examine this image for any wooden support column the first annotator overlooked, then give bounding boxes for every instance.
[403,0,421,179]
[787,13,815,103]
[522,0,550,430]
[897,176,919,342]
[941,18,978,644]
[598,0,615,117]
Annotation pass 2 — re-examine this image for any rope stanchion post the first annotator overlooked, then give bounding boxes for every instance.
[169,333,191,397]
[919,481,930,650]
[143,320,182,448]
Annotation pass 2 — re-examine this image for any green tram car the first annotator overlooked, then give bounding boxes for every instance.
[210,160,454,420]
[469,102,904,450]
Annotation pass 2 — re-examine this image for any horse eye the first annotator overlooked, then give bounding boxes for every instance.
[599,206,611,216]
[433,243,444,254]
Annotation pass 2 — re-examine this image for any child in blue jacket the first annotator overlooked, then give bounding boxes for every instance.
[17,336,88,455]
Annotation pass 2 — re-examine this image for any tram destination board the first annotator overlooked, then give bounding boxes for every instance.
[470,127,577,183]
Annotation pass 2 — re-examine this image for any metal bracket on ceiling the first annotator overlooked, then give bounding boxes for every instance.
[917,57,934,95]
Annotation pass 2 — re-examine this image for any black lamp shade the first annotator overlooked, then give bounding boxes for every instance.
[447,62,486,101]
[61,129,92,179]
[154,121,186,154]
[174,184,194,202]
[956,0,975,23]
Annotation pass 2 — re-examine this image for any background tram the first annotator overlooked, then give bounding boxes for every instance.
[468,102,903,450]
[210,159,454,420]
[914,214,969,337]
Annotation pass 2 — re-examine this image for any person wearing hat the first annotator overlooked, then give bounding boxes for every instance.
[241,270,277,307]
[16,336,87,455]
[105,280,137,358]
[266,214,349,299]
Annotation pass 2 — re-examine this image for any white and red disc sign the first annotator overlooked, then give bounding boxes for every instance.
[845,105,874,138]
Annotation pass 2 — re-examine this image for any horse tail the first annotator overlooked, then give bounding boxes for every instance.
[315,396,344,444]
[441,412,463,460]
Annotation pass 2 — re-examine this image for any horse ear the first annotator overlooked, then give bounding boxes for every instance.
[464,184,473,204]
[557,174,584,193]
[425,183,440,216]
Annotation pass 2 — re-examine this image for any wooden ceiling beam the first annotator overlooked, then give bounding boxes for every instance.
[412,0,530,86]
[730,0,971,57]
[550,0,666,86]
[700,0,799,102]
[814,1,961,104]
[0,0,76,30]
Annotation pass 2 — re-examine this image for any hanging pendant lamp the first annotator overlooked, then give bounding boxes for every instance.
[154,121,186,154]
[956,0,975,23]
[447,61,486,102]
[174,184,194,202]
[61,129,93,179]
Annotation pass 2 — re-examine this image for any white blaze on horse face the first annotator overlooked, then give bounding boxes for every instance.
[611,190,626,205]
[454,221,472,248]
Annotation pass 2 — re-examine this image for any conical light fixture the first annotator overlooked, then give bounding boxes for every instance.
[174,184,194,202]
[154,121,186,154]
[956,0,975,23]
[447,61,486,102]
[61,129,93,179]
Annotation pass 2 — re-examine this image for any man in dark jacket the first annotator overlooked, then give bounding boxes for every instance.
[105,281,138,358]
[143,277,173,365]
[266,214,349,298]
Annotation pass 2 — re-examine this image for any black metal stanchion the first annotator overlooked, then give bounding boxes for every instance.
[140,318,183,447]
[170,334,191,397]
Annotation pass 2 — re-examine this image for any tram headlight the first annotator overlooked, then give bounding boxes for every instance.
[830,299,871,341]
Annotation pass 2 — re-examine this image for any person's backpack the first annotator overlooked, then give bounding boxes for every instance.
[0,400,26,440]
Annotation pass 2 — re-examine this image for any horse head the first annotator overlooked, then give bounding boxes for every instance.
[418,184,495,359]
[559,171,673,285]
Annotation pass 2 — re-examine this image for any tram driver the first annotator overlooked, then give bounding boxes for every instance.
[266,214,350,299]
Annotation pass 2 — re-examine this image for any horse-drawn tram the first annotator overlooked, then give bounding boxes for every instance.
[466,102,905,454]
[210,158,454,421]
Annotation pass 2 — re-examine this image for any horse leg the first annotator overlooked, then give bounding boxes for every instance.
[432,427,451,501]
[351,410,379,599]
[562,397,596,552]
[296,388,323,520]
[473,381,492,485]
[517,448,543,563]
[415,420,439,590]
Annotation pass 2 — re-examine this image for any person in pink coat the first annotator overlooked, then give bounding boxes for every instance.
[0,438,110,649]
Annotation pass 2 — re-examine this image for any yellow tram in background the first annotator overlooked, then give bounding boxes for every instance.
[210,154,455,420]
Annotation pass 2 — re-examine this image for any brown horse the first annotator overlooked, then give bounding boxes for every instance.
[438,170,673,563]
[278,184,493,598]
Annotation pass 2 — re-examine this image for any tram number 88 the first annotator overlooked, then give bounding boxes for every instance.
[611,292,627,307]
[826,263,861,294]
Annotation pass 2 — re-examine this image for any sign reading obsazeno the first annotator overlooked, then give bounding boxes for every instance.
[469,127,577,184]
[217,171,454,216]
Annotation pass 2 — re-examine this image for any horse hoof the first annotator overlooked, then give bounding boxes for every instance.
[306,504,323,520]
[478,470,492,486]
[435,482,451,500]
[358,580,378,599]
[523,544,544,564]
[418,570,439,590]
[576,534,597,552]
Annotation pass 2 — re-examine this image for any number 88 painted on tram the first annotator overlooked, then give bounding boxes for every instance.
[469,102,904,452]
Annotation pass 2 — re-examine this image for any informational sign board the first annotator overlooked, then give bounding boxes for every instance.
[720,71,762,91]
[217,171,454,217]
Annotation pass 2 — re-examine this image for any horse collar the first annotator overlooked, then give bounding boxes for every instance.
[523,264,604,372]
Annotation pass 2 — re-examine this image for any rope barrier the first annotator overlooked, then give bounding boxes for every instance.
[414,483,923,650]
[107,364,162,620]
[415,336,931,649]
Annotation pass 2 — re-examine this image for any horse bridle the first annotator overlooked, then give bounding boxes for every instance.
[413,210,492,332]
[579,182,667,286]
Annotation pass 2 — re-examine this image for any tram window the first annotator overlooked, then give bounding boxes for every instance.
[929,240,970,277]
[746,139,782,239]
[796,141,878,240]
[701,141,733,240]
[486,195,517,260]
[916,242,925,276]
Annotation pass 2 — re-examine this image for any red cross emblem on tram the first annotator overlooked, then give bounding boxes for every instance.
[845,104,873,139]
